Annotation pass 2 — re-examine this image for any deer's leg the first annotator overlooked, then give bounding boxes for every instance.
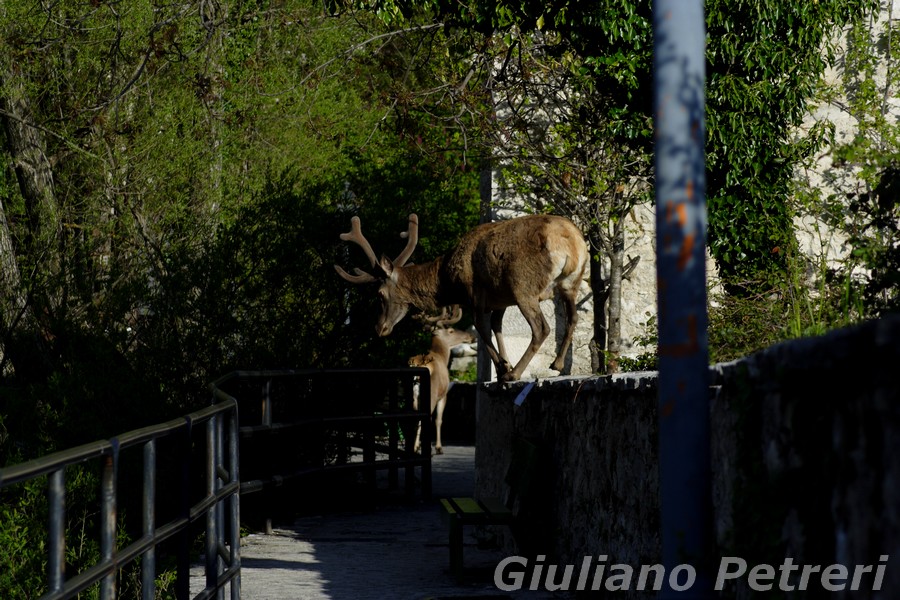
[434,395,446,455]
[505,300,550,381]
[551,286,579,372]
[490,308,509,363]
[474,309,513,380]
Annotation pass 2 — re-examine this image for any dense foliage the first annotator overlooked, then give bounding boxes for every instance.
[801,5,900,316]
[0,2,479,596]
[706,0,878,292]
[0,0,480,434]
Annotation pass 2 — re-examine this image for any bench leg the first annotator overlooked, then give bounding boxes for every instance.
[448,517,464,577]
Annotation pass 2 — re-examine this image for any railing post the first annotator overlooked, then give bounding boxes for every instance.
[48,468,65,594]
[100,443,119,600]
[215,411,226,600]
[419,372,432,501]
[262,378,273,535]
[206,414,219,596]
[177,417,193,599]
[262,378,272,428]
[142,440,157,600]
[363,393,376,492]
[228,405,242,600]
[388,379,400,490]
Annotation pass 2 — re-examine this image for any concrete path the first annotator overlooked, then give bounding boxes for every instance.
[192,445,570,599]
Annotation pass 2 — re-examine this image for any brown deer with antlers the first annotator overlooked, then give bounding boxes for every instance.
[407,306,475,455]
[335,212,589,381]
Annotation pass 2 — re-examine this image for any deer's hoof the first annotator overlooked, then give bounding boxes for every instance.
[435,447,443,455]
[500,371,519,382]
[495,361,514,379]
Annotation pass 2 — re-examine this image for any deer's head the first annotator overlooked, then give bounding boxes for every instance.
[335,214,419,337]
[413,304,457,330]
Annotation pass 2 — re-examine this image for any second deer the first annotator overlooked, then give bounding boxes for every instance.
[408,306,474,455]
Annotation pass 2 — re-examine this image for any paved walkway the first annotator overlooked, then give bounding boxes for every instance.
[192,446,569,600]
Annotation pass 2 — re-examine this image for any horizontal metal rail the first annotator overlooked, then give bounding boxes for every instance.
[0,400,241,600]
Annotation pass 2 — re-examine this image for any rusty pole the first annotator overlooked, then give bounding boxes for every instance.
[653,0,714,596]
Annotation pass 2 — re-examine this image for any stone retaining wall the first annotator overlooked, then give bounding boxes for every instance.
[474,315,900,598]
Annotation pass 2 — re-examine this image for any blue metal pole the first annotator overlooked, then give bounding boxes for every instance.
[653,1,713,597]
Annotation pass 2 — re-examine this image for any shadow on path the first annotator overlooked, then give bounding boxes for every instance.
[192,445,568,599]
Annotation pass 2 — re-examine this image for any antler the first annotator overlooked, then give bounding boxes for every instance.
[334,216,379,284]
[438,305,463,327]
[414,305,463,331]
[393,214,419,267]
[335,214,419,283]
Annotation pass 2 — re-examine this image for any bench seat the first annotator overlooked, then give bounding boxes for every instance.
[438,438,540,578]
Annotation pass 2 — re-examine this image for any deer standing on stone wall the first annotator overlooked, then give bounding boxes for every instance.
[407,305,474,455]
[334,212,589,381]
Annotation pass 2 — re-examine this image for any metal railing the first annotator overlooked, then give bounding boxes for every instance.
[211,368,432,529]
[1,368,431,598]
[0,399,241,600]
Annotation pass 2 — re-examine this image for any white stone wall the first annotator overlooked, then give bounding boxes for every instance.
[618,204,723,356]
[793,0,899,280]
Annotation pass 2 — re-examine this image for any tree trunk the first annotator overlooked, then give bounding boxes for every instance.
[606,220,625,373]
[476,159,495,382]
[588,228,609,374]
[201,0,227,220]
[0,193,51,380]
[0,70,60,250]
[0,195,29,341]
[0,64,58,379]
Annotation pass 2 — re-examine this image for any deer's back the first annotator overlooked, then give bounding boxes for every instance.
[441,214,587,310]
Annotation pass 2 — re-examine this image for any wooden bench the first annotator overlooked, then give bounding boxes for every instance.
[439,437,541,577]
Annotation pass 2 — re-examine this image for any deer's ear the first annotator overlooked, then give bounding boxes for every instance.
[378,255,395,277]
